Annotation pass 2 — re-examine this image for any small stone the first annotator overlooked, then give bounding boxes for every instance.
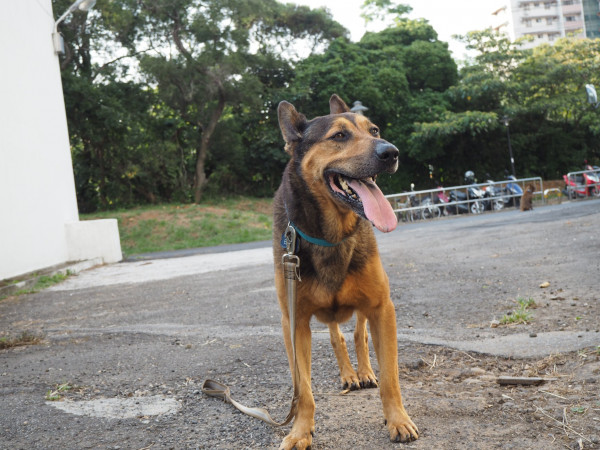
[490,320,500,328]
[539,281,550,288]
[529,333,537,338]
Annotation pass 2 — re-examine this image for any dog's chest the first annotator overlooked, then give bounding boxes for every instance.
[302,241,369,295]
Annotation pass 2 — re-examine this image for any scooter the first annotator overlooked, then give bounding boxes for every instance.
[407,184,441,220]
[563,165,600,198]
[447,189,485,214]
[482,178,506,211]
[433,185,450,216]
[447,173,485,215]
[502,175,523,207]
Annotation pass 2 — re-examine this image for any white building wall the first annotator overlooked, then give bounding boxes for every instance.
[491,4,515,40]
[508,0,585,49]
[0,0,121,281]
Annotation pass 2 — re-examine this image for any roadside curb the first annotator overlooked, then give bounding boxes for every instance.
[0,258,104,298]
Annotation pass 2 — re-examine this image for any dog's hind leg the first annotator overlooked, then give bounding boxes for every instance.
[354,312,378,388]
[328,322,360,390]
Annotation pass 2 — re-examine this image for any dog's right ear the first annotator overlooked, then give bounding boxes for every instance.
[278,101,307,151]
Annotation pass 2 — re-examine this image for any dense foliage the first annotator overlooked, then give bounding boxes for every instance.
[411,30,600,184]
[53,0,600,211]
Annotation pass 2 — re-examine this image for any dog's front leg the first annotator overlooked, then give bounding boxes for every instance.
[368,299,419,443]
[280,312,315,450]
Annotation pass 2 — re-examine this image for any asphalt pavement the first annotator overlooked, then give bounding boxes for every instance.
[1,199,598,449]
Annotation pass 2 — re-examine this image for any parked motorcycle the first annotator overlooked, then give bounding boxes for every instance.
[563,164,600,198]
[482,178,506,211]
[502,175,523,207]
[433,185,450,216]
[407,184,441,220]
[447,171,485,215]
[420,195,442,219]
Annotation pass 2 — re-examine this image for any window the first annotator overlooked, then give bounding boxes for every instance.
[547,17,553,24]
[536,18,543,22]
[526,19,532,27]
[565,15,577,21]
[537,33,544,38]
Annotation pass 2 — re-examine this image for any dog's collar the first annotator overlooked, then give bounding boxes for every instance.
[281,201,346,249]
[282,221,344,249]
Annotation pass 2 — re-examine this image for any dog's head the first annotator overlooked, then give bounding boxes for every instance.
[278,94,398,232]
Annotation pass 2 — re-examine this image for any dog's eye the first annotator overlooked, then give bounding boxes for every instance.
[330,132,346,141]
[370,127,379,136]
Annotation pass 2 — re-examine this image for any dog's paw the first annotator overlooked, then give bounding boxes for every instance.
[279,428,314,450]
[384,412,419,443]
[357,370,378,389]
[340,372,361,391]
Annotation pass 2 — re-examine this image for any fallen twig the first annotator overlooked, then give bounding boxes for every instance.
[497,376,545,386]
[539,389,567,400]
[458,350,479,361]
[534,405,592,444]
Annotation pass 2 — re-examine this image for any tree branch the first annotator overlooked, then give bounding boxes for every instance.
[91,47,156,81]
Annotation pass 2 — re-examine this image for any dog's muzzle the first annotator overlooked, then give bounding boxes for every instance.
[374,141,399,173]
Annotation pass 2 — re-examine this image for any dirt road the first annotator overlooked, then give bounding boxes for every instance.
[1,200,599,449]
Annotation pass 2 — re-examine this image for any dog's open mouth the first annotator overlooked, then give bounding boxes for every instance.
[327,172,397,233]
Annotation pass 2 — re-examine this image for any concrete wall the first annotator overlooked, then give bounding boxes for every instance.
[0,0,122,281]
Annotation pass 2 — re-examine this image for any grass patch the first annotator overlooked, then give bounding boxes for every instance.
[0,331,44,350]
[13,271,72,296]
[81,196,274,257]
[500,297,536,325]
[45,383,73,401]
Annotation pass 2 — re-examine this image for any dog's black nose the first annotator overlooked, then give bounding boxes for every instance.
[375,142,399,162]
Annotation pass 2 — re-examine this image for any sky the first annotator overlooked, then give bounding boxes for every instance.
[294,0,503,60]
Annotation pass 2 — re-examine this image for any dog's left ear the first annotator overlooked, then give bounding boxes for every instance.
[278,101,307,149]
[329,94,351,115]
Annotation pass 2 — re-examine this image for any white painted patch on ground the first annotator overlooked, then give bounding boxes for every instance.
[50,247,273,291]
[46,395,181,419]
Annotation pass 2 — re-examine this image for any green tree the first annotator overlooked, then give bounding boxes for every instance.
[54,0,179,211]
[127,0,346,202]
[292,16,457,191]
[411,30,600,182]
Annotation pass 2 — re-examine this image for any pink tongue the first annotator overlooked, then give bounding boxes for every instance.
[347,178,397,232]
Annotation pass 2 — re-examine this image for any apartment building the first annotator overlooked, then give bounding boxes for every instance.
[491,0,600,49]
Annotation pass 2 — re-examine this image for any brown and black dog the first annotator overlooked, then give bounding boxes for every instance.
[272,95,418,449]
[521,184,534,211]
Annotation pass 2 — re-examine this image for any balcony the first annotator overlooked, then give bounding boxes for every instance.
[564,18,584,30]
[561,3,582,14]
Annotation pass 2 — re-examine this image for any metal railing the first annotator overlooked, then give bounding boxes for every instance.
[564,169,600,199]
[385,177,544,222]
